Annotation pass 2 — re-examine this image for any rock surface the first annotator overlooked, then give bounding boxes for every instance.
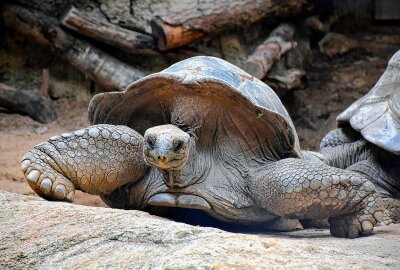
[319,32,359,57]
[0,191,399,269]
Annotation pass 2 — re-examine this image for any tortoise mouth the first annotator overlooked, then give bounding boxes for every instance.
[148,193,211,211]
[144,153,188,170]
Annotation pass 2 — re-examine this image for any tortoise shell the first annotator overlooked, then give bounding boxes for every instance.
[88,56,301,163]
[337,50,400,154]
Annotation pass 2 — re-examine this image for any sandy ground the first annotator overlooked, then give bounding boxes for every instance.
[0,99,106,207]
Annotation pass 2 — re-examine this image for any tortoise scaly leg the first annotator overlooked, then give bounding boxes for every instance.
[249,158,384,238]
[380,198,400,225]
[321,138,400,225]
[21,124,148,202]
[320,128,361,149]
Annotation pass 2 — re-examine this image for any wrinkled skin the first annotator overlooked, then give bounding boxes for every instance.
[23,123,383,238]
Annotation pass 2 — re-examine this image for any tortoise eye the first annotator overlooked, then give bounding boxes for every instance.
[147,138,155,149]
[173,140,183,152]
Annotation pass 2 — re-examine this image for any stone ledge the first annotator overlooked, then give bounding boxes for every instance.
[0,191,399,269]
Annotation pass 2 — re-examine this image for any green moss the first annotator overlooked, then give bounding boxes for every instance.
[256,109,265,118]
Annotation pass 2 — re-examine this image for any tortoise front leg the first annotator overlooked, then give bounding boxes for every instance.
[320,128,361,149]
[21,124,148,202]
[248,158,384,238]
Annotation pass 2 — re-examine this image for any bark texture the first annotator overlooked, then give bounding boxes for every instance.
[0,83,56,123]
[61,7,159,56]
[1,191,400,269]
[2,5,145,90]
[151,0,307,50]
[244,23,297,79]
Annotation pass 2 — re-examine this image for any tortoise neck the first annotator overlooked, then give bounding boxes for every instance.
[159,138,211,189]
[159,169,182,188]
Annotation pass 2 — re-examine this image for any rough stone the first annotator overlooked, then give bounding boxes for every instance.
[319,32,360,57]
[0,191,399,269]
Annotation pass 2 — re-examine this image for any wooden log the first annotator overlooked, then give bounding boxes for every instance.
[41,69,50,96]
[266,68,306,92]
[243,23,297,79]
[2,5,146,90]
[151,17,205,51]
[61,7,159,56]
[151,0,307,50]
[0,83,57,123]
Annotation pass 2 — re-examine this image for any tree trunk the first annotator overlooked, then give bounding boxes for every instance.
[2,5,146,90]
[61,7,159,56]
[0,83,56,123]
[243,23,297,79]
[151,0,307,50]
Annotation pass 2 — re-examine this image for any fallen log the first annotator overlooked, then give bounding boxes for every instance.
[2,5,146,90]
[61,7,159,56]
[0,83,56,123]
[151,0,307,50]
[243,23,297,79]
[266,68,306,93]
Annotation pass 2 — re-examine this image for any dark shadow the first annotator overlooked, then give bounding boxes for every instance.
[146,206,277,234]
[146,206,334,239]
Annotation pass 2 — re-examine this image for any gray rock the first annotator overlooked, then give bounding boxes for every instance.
[1,191,399,269]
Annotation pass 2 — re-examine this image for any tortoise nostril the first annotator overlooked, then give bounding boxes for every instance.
[157,155,166,161]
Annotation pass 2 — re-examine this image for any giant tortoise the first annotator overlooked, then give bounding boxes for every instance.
[321,49,400,224]
[21,56,383,238]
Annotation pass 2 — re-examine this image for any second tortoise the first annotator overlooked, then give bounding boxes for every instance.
[321,49,400,224]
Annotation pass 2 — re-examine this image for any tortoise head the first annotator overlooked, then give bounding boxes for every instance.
[143,124,190,171]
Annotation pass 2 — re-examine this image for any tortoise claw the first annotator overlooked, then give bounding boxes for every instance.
[329,191,383,238]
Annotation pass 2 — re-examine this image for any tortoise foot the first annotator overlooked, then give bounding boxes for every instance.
[329,191,383,238]
[21,149,75,202]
